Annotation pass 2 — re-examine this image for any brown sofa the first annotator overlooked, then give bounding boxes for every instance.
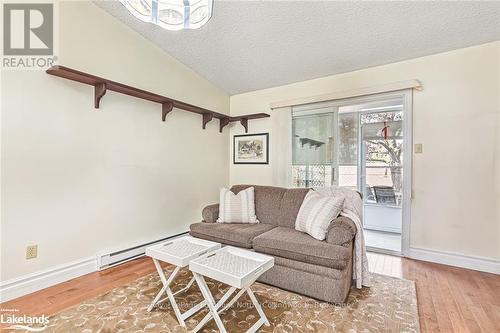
[189,185,357,303]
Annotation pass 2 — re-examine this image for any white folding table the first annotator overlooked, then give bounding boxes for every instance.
[145,236,221,326]
[189,246,274,333]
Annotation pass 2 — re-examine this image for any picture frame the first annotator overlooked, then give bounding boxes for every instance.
[233,133,269,164]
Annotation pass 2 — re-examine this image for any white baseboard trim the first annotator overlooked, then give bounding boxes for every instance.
[0,257,97,303]
[0,232,190,303]
[408,246,500,274]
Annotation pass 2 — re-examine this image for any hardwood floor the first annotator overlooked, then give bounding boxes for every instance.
[367,253,500,333]
[1,253,499,332]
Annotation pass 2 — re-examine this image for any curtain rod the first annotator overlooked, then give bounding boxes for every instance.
[270,79,422,109]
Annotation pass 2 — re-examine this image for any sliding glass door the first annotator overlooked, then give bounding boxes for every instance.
[291,93,411,255]
[338,98,405,254]
[359,109,404,253]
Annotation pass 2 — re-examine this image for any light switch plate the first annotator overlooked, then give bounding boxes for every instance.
[415,144,423,154]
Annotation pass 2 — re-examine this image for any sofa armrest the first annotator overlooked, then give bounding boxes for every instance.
[202,204,219,223]
[326,216,357,247]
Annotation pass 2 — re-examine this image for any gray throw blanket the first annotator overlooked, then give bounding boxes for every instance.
[315,186,372,288]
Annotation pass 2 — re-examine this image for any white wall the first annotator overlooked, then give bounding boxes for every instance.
[0,2,229,281]
[229,41,500,260]
[497,52,500,255]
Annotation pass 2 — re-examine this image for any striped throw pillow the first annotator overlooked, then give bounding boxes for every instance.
[216,187,259,224]
[295,190,345,240]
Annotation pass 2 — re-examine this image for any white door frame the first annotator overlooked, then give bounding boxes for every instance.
[400,89,413,257]
[292,90,413,256]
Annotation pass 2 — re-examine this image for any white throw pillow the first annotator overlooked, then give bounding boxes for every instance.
[217,187,259,223]
[295,190,345,240]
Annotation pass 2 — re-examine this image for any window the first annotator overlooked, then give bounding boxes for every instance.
[338,112,359,190]
[291,109,334,187]
[361,110,403,206]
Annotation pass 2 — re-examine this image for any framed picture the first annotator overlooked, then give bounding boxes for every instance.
[233,133,269,164]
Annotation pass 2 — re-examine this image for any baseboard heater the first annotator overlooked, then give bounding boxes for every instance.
[97,231,189,270]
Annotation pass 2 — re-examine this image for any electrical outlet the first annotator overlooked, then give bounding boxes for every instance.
[415,143,423,154]
[26,245,38,259]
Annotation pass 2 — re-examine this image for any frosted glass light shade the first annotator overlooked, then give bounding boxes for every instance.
[120,0,213,31]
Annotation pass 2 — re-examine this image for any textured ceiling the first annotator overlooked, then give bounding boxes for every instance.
[95,1,500,95]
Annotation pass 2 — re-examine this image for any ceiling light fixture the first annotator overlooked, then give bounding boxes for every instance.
[119,0,214,31]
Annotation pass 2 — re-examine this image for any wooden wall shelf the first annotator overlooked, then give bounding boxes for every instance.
[46,66,270,133]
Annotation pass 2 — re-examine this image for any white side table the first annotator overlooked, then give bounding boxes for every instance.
[189,246,274,333]
[145,236,221,326]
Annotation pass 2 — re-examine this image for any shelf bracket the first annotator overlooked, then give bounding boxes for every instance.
[219,118,230,133]
[94,82,107,109]
[202,113,213,129]
[240,118,249,133]
[162,102,174,121]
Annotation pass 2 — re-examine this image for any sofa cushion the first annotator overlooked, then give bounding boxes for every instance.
[190,222,275,248]
[217,187,259,223]
[231,185,286,225]
[278,188,310,228]
[295,190,345,240]
[253,227,351,269]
